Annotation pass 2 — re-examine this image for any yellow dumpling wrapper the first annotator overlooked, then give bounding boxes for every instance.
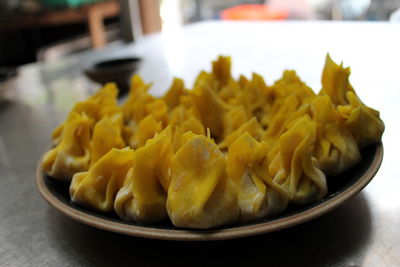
[311,95,361,176]
[212,55,232,88]
[163,77,186,109]
[337,91,384,148]
[269,116,327,205]
[91,83,122,118]
[145,99,169,127]
[219,117,264,149]
[180,117,205,135]
[90,113,125,166]
[114,127,173,223]
[122,74,154,123]
[320,54,355,106]
[273,70,315,102]
[318,55,384,148]
[227,132,288,222]
[236,73,272,118]
[218,78,242,104]
[51,83,120,144]
[167,133,239,228]
[70,147,134,213]
[261,71,314,128]
[222,106,250,138]
[126,114,162,149]
[191,81,227,138]
[168,104,204,135]
[263,94,311,149]
[42,112,93,181]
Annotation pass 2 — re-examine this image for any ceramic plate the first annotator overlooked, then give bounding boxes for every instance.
[36,143,383,241]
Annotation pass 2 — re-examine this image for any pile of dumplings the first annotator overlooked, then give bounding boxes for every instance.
[41,55,384,229]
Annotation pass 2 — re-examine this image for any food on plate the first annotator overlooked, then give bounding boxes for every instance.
[310,95,361,176]
[70,147,134,212]
[227,132,288,222]
[167,132,239,228]
[114,127,172,223]
[42,54,384,228]
[268,116,327,205]
[90,114,126,166]
[42,112,93,181]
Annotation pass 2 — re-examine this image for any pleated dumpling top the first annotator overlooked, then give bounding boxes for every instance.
[269,116,327,205]
[114,127,173,223]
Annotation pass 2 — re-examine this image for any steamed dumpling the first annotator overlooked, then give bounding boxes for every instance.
[191,80,227,138]
[90,113,125,166]
[114,127,173,223]
[168,104,204,135]
[219,117,264,149]
[122,74,153,123]
[337,91,384,148]
[227,132,288,222]
[269,116,327,205]
[262,94,311,149]
[222,106,250,138]
[42,112,93,181]
[125,114,163,149]
[167,132,239,228]
[163,77,186,109]
[319,54,355,106]
[319,54,384,148]
[311,95,361,176]
[70,147,134,212]
[236,73,273,119]
[211,55,232,89]
[52,83,120,144]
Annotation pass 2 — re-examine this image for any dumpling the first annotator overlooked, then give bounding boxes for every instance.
[227,132,288,222]
[222,106,250,138]
[218,79,242,104]
[191,80,227,138]
[260,70,315,129]
[163,77,186,109]
[318,54,384,148]
[262,94,311,149]
[319,54,355,106]
[126,114,163,148]
[90,83,122,118]
[114,127,173,223]
[337,91,384,148]
[70,147,134,213]
[311,95,361,176]
[236,73,273,119]
[51,83,120,144]
[145,99,169,127]
[211,55,232,89]
[273,70,315,102]
[269,116,327,205]
[219,117,264,149]
[167,132,239,228]
[90,113,125,166]
[42,112,93,181]
[168,105,204,135]
[122,74,154,123]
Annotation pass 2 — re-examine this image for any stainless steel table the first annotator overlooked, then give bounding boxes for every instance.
[1,21,399,266]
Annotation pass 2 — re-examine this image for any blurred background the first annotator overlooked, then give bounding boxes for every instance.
[0,0,399,68]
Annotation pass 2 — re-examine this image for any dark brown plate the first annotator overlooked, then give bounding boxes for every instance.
[36,143,383,241]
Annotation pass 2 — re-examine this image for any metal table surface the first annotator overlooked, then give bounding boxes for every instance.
[0,21,399,266]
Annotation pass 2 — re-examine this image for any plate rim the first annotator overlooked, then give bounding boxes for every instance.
[36,143,383,241]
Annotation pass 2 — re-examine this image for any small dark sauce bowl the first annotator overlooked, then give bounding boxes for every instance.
[84,57,141,96]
